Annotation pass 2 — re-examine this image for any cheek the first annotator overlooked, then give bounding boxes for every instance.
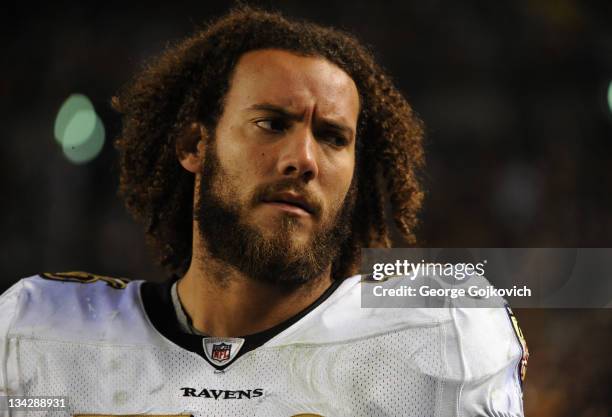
[217,125,271,174]
[322,157,355,209]
[214,132,264,184]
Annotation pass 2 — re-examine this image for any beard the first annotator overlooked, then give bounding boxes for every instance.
[194,144,356,290]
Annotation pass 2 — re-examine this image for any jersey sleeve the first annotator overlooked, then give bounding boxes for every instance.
[459,358,524,416]
[0,279,23,412]
[451,307,526,416]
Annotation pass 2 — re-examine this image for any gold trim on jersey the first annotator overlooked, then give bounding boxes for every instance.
[291,414,325,417]
[75,415,192,417]
[41,271,130,289]
[505,305,529,383]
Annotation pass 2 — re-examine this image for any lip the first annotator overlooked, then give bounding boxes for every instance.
[261,192,315,216]
[262,201,311,216]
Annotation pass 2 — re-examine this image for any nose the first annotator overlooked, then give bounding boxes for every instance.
[276,127,319,183]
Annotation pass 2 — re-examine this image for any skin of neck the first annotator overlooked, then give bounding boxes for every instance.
[176,201,334,338]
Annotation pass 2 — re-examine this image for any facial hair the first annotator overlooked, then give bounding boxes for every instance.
[194,143,356,290]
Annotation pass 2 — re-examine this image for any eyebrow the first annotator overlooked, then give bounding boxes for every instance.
[246,103,355,138]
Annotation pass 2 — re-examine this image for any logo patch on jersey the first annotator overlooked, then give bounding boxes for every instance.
[41,271,130,289]
[203,337,245,366]
[505,305,529,384]
[212,343,231,362]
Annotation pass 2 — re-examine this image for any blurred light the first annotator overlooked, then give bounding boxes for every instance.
[608,80,612,115]
[54,93,106,164]
[54,94,94,144]
[62,109,97,148]
[62,114,105,164]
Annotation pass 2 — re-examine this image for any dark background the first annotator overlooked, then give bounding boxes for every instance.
[2,1,611,415]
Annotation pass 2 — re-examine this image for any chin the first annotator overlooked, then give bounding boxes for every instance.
[255,215,311,235]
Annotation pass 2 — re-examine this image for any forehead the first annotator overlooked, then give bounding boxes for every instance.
[226,49,360,122]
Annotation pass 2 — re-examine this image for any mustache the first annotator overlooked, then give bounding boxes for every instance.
[251,179,322,217]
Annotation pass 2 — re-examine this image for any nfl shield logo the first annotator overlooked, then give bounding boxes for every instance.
[203,337,244,367]
[211,343,231,362]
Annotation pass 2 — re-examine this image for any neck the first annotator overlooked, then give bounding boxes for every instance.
[176,231,333,337]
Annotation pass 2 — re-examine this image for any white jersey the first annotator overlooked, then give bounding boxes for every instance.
[0,272,525,417]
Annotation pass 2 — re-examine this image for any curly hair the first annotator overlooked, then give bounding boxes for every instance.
[113,6,425,280]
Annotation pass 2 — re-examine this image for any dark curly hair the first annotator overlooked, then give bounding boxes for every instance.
[113,6,425,280]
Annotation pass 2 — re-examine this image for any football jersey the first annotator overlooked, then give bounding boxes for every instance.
[0,272,526,417]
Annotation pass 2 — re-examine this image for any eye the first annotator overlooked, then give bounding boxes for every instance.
[317,131,349,148]
[328,135,349,147]
[255,118,289,133]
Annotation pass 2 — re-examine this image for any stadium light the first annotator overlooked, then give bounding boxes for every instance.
[54,93,106,164]
[62,113,105,164]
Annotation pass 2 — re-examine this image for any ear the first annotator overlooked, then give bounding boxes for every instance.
[176,122,207,174]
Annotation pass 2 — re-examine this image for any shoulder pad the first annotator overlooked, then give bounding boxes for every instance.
[6,273,164,346]
[268,275,523,381]
[268,275,452,345]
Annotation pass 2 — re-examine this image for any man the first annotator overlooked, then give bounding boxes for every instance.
[0,7,526,416]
